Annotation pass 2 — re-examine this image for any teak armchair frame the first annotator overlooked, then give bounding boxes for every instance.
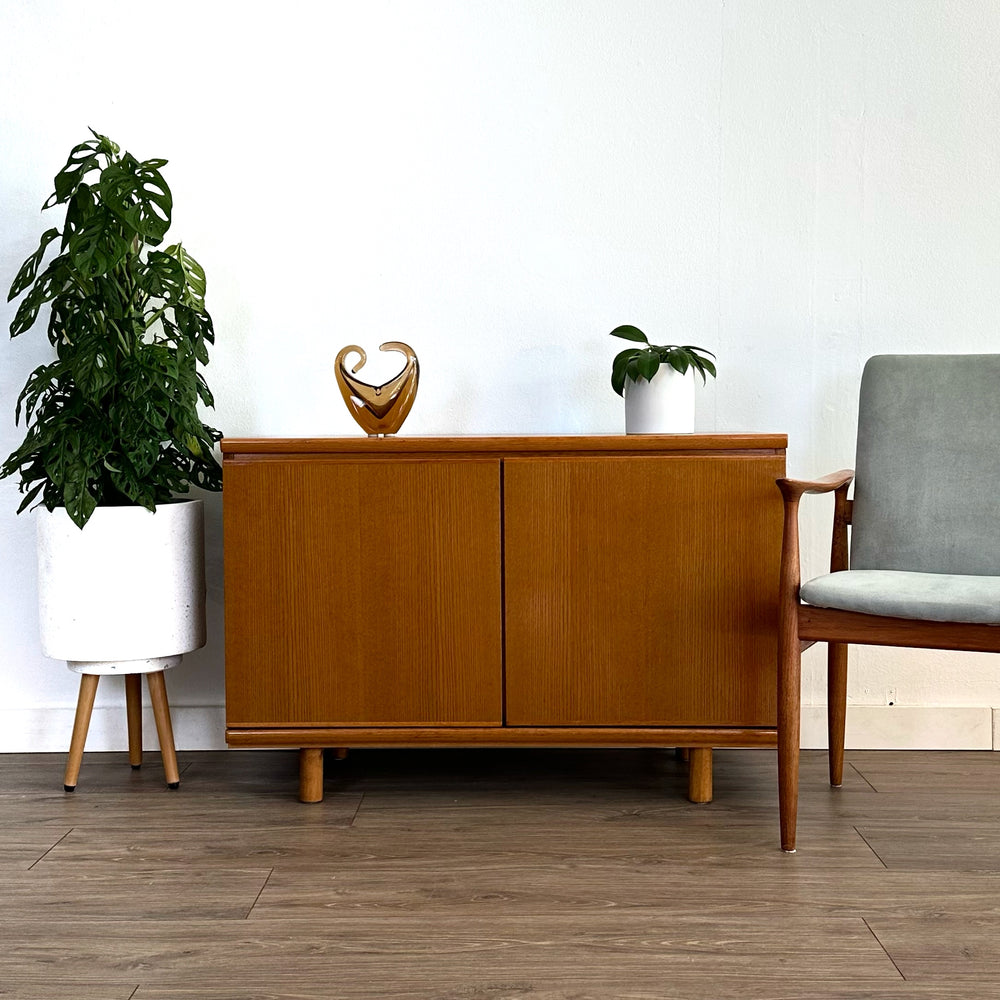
[776,470,1000,853]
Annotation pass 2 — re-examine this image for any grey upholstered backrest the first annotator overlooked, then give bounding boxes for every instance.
[850,354,1000,575]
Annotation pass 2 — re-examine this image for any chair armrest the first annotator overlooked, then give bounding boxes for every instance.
[777,470,854,503]
[776,470,855,603]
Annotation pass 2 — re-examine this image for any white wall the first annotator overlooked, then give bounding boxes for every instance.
[1,0,998,751]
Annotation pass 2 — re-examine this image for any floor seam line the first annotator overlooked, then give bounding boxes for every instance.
[27,827,74,871]
[853,826,889,869]
[244,868,275,919]
[863,916,906,980]
[851,761,879,792]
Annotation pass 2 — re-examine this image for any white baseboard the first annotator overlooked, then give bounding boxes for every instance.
[800,705,996,750]
[2,705,998,753]
[0,705,227,753]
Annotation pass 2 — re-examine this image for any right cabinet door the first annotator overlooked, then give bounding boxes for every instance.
[503,454,783,727]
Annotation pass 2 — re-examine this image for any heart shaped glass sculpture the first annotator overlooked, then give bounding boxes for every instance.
[335,341,419,436]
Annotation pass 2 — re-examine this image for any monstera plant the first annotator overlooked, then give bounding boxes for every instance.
[3,129,222,528]
[3,131,221,788]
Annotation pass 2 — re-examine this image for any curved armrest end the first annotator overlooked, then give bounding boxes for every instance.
[777,469,854,502]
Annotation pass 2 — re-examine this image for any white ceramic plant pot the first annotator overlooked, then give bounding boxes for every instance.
[623,367,696,433]
[36,500,206,675]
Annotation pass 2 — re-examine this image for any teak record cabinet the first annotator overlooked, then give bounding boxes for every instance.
[222,435,786,803]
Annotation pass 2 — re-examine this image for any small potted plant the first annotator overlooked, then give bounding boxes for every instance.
[610,324,717,433]
[2,130,222,786]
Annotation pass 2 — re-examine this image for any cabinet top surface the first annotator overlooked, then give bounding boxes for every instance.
[222,433,786,458]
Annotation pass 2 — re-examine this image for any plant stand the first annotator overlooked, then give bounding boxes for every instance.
[63,669,180,792]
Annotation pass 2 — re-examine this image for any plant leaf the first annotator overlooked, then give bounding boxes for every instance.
[609,324,648,344]
[636,350,660,382]
[99,155,173,245]
[8,228,60,301]
[611,349,639,396]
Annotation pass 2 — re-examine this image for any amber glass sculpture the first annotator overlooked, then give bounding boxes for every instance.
[335,342,419,436]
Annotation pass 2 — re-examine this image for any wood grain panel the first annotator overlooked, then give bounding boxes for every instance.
[225,725,776,747]
[129,984,1000,1000]
[1,868,271,919]
[504,455,784,726]
[0,914,897,985]
[224,459,503,726]
[222,434,788,457]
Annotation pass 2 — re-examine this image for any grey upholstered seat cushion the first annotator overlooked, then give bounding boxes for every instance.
[800,570,1000,624]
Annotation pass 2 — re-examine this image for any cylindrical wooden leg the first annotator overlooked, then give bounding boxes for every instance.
[299,748,325,803]
[828,642,848,787]
[778,636,802,854]
[125,674,143,770]
[333,747,349,760]
[688,748,713,803]
[146,671,180,789]
[64,674,100,792]
[675,747,690,763]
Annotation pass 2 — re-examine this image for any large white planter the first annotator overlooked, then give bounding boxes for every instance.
[623,367,696,433]
[36,500,206,674]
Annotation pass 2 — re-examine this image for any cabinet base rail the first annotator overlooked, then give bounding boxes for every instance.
[226,725,778,806]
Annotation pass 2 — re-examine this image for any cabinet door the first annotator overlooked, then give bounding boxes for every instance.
[225,458,503,726]
[503,455,783,727]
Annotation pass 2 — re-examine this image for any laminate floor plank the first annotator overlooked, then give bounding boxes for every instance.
[34,822,361,870]
[0,751,193,793]
[857,821,1000,872]
[32,817,882,872]
[0,913,899,984]
[2,868,272,920]
[130,985,1000,1000]
[249,866,1000,920]
[0,795,362,832]
[0,981,139,1000]
[847,751,1000,794]
[865,916,1000,981]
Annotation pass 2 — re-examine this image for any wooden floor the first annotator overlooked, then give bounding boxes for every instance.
[2,746,1000,999]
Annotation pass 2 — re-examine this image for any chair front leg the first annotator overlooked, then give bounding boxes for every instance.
[778,629,802,853]
[827,642,848,786]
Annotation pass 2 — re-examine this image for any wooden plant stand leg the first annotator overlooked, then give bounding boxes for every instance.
[299,748,325,803]
[146,671,180,789]
[125,674,143,770]
[64,674,100,792]
[687,748,713,803]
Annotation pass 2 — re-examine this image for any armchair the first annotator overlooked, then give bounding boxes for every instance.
[776,354,1000,852]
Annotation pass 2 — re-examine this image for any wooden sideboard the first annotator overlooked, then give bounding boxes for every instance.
[222,435,786,803]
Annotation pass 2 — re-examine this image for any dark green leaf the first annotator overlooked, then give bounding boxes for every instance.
[98,156,172,245]
[45,138,103,208]
[609,324,649,344]
[8,228,60,301]
[14,480,45,515]
[611,349,638,396]
[635,350,660,382]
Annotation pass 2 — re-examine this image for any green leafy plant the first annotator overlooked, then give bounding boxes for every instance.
[2,129,222,528]
[610,325,717,397]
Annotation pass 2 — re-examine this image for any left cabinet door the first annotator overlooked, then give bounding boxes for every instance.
[224,457,503,727]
